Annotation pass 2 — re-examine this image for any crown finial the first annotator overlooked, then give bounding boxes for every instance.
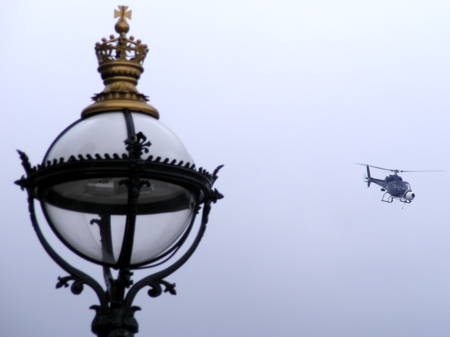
[81,6,159,119]
[114,6,131,35]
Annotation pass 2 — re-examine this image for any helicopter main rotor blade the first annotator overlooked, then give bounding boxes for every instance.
[356,163,397,172]
[397,169,446,173]
[356,163,446,173]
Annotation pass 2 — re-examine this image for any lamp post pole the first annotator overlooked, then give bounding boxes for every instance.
[16,7,223,337]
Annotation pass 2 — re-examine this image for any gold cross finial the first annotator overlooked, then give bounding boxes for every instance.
[114,6,132,21]
[114,6,132,35]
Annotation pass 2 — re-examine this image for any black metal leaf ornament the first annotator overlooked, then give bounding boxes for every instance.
[124,131,151,157]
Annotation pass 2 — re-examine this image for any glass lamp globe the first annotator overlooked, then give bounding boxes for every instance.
[40,111,196,267]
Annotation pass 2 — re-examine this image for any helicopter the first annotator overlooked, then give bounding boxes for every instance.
[357,163,443,203]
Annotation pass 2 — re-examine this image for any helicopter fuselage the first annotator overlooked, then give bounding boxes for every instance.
[372,175,412,197]
[387,175,410,197]
[362,165,416,203]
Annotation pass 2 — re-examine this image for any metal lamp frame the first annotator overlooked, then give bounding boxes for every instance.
[15,111,223,337]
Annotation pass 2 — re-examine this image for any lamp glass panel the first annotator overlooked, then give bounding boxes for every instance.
[130,207,194,265]
[45,112,193,164]
[42,180,195,266]
[46,112,128,162]
[43,178,193,214]
[132,113,193,164]
[43,203,125,264]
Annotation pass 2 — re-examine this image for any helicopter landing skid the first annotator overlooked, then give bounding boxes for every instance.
[381,193,393,203]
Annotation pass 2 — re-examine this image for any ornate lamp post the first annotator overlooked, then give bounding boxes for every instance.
[15,6,223,337]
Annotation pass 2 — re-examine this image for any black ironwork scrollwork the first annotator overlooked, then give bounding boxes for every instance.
[17,150,32,174]
[146,279,177,298]
[124,131,151,158]
[16,152,109,309]
[16,147,223,337]
[56,276,85,295]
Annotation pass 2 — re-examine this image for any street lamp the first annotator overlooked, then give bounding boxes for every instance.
[15,6,223,337]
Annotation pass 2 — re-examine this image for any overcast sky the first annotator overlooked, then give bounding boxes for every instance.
[3,0,450,336]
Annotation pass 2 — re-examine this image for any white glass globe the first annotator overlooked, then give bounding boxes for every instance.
[46,112,193,163]
[41,111,196,267]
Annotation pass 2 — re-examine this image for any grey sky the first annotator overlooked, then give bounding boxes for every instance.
[3,0,450,336]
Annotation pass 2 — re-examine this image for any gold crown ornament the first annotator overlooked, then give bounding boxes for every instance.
[82,6,159,118]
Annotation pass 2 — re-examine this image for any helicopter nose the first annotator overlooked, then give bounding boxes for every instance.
[405,192,415,200]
